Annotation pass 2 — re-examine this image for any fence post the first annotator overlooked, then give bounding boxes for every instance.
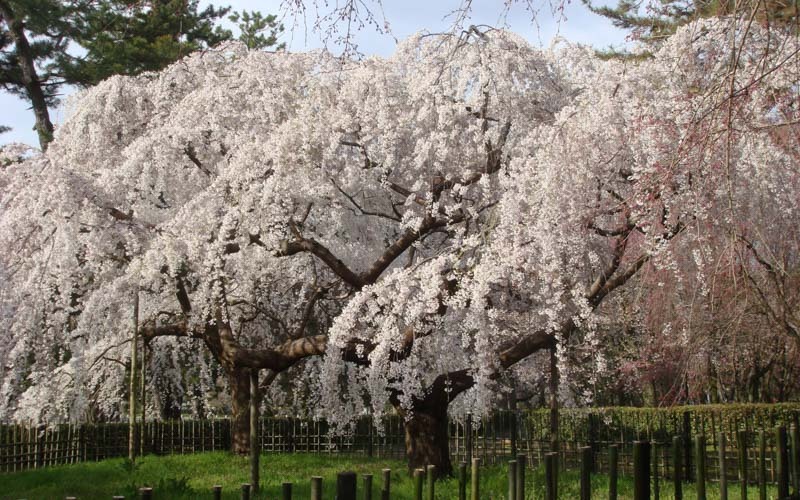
[465,414,473,461]
[672,436,682,500]
[282,481,292,500]
[426,466,435,500]
[718,431,728,500]
[738,430,748,500]
[516,454,526,500]
[337,472,357,500]
[381,469,391,500]
[634,441,651,500]
[696,435,707,500]
[139,487,153,500]
[363,474,373,500]
[212,485,222,500]
[580,446,591,500]
[311,476,323,500]
[510,410,518,458]
[588,414,598,472]
[471,458,480,500]
[776,426,789,500]
[508,460,517,500]
[683,411,692,482]
[545,452,557,500]
[458,462,467,500]
[241,483,251,500]
[791,425,799,496]
[609,444,619,500]
[413,468,424,500]
[758,430,766,500]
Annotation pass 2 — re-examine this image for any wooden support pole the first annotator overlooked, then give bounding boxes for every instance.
[758,430,766,500]
[212,485,222,500]
[545,452,557,500]
[250,370,260,494]
[516,454,526,500]
[633,441,651,500]
[672,436,682,500]
[363,474,373,500]
[718,432,728,500]
[128,291,139,463]
[776,426,789,500]
[737,430,747,500]
[696,435,707,500]
[609,444,619,500]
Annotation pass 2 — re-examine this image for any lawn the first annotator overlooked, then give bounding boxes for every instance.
[0,452,779,499]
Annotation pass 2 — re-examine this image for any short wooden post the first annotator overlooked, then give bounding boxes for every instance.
[683,411,692,482]
[516,454,526,500]
[426,466,435,500]
[718,432,728,500]
[363,474,373,500]
[337,472,357,500]
[580,446,591,500]
[458,462,467,500]
[311,476,323,500]
[776,426,789,500]
[791,425,800,497]
[508,460,517,500]
[672,436,682,500]
[413,468,424,500]
[545,452,557,500]
[113,496,125,499]
[139,487,152,500]
[758,430,766,500]
[212,485,222,500]
[241,483,251,500]
[653,442,660,500]
[281,482,292,500]
[633,441,651,500]
[737,430,748,500]
[696,435,707,500]
[381,469,390,500]
[609,444,619,500]
[471,458,480,500]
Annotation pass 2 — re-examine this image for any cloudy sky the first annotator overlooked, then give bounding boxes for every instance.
[0,0,628,147]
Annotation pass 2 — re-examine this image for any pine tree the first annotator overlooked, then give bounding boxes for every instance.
[1,0,282,150]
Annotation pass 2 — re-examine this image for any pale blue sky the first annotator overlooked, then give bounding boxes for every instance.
[0,0,628,147]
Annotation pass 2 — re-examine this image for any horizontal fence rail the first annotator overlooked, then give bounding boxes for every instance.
[2,404,799,481]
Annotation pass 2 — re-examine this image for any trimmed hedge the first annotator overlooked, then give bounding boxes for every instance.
[524,403,800,444]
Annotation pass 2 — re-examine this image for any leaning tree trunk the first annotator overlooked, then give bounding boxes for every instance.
[227,366,251,455]
[395,390,453,477]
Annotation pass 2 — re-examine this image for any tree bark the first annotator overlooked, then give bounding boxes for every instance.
[0,0,55,149]
[398,403,453,477]
[227,365,251,455]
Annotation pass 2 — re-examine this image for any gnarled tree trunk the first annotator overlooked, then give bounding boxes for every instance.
[395,388,453,477]
[227,365,251,455]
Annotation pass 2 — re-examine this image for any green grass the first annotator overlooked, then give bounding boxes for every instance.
[0,452,781,499]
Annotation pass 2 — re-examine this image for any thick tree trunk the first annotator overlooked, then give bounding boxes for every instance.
[392,384,454,478]
[227,366,251,455]
[399,405,453,477]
